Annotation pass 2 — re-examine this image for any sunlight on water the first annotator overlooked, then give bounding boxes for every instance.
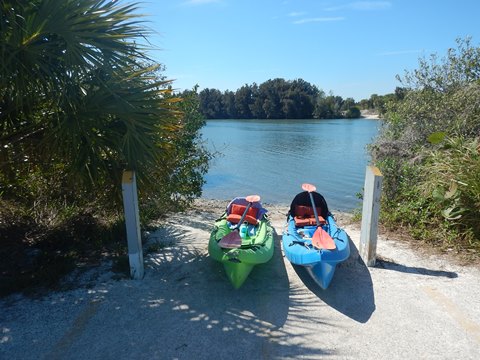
[201,118,380,211]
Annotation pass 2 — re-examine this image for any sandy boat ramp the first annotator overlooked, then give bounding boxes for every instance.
[1,199,479,359]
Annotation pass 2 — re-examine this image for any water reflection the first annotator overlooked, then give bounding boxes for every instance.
[202,119,380,211]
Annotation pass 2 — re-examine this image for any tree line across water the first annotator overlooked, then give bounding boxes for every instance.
[197,78,400,120]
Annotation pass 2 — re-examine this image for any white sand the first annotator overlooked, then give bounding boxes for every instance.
[1,199,479,359]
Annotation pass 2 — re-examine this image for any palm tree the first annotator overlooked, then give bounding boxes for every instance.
[0,0,191,207]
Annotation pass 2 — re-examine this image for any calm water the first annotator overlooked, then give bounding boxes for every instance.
[201,118,380,211]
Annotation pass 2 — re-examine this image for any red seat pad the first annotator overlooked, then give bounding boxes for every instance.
[227,204,259,225]
[294,217,316,227]
[294,205,325,227]
[295,205,323,217]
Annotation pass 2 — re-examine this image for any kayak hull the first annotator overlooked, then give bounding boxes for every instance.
[282,214,350,289]
[223,262,255,289]
[209,217,274,288]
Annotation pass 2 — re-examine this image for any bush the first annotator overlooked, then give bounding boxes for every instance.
[420,137,480,248]
[371,38,480,255]
[0,1,212,294]
[345,106,361,119]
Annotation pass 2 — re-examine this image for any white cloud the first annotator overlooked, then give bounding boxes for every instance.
[293,17,345,24]
[288,11,306,17]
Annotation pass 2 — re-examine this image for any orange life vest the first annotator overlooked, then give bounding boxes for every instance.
[294,205,325,227]
[227,204,259,225]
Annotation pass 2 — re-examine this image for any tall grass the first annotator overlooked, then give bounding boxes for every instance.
[421,137,480,248]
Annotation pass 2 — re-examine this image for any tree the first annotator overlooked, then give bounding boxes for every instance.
[159,87,211,210]
[397,37,480,93]
[196,78,348,120]
[0,0,210,214]
[258,78,287,119]
[235,85,254,119]
[199,88,224,119]
[345,106,361,118]
[313,93,344,119]
[341,98,356,112]
[394,87,407,101]
[222,90,237,118]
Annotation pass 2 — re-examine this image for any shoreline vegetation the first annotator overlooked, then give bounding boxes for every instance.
[370,38,480,259]
[196,78,391,120]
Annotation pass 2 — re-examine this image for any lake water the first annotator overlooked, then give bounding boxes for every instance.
[201,118,381,211]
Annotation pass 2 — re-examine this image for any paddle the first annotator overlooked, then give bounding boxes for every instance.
[218,195,260,249]
[301,183,336,250]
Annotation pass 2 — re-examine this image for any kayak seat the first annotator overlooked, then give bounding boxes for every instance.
[294,205,325,227]
[227,204,259,225]
[289,191,329,223]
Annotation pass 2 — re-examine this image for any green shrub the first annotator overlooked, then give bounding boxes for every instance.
[371,38,480,255]
[420,137,480,248]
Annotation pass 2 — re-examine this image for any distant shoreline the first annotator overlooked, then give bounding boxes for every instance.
[360,109,381,119]
[361,114,381,119]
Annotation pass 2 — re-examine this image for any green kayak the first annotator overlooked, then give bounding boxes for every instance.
[208,197,274,288]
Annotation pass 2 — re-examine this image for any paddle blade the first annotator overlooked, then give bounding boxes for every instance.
[245,194,261,203]
[312,227,336,250]
[302,183,316,192]
[219,231,242,248]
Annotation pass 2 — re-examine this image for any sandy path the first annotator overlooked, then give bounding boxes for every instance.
[1,199,479,359]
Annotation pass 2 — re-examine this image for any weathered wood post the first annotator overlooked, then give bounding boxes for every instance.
[359,166,383,267]
[122,170,144,279]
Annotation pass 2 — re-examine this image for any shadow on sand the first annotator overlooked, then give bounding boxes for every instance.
[374,257,458,278]
[2,211,374,359]
[292,236,376,323]
[110,213,336,359]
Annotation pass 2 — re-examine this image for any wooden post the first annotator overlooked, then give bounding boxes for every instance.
[122,170,144,279]
[359,166,383,267]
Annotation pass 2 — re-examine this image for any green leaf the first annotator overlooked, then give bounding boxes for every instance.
[444,182,458,199]
[427,132,447,144]
[432,188,445,202]
[441,206,464,220]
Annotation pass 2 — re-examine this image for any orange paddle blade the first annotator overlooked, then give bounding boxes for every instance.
[219,231,242,248]
[312,227,336,250]
[302,183,316,192]
[245,194,260,202]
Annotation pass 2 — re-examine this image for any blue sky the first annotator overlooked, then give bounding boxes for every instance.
[140,0,480,101]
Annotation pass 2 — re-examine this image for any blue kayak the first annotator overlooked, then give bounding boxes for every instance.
[282,190,350,289]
